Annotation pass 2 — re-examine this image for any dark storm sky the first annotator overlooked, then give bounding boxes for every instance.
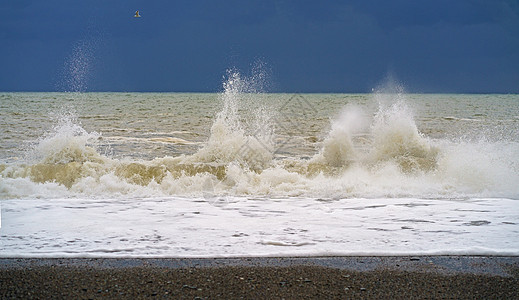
[1,0,518,93]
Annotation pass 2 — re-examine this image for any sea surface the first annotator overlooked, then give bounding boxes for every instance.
[1,80,518,257]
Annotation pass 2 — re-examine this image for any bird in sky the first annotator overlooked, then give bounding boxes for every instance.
[134,11,141,17]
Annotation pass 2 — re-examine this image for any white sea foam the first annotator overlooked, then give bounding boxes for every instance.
[1,197,517,257]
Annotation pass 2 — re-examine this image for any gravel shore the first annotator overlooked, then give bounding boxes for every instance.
[1,257,518,299]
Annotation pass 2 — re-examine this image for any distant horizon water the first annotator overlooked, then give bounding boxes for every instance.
[2,90,518,94]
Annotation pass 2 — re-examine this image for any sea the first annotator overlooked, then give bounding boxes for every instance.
[1,74,518,257]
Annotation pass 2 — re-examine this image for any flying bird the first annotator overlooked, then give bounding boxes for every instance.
[134,11,141,17]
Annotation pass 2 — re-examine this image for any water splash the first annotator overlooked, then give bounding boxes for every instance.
[2,112,107,188]
[59,38,98,93]
[368,100,439,173]
[311,105,369,168]
[28,112,102,164]
[190,66,275,170]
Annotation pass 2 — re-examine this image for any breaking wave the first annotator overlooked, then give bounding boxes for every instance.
[1,75,518,200]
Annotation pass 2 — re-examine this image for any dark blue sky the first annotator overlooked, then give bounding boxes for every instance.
[1,0,518,93]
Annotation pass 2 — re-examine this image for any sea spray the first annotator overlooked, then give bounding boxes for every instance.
[433,140,519,197]
[308,94,438,174]
[368,100,439,173]
[23,33,104,189]
[30,112,103,164]
[21,112,109,188]
[189,69,275,170]
[60,38,99,93]
[311,105,369,168]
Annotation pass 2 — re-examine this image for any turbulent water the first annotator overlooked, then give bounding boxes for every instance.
[1,76,518,257]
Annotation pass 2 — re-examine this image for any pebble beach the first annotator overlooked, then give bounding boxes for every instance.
[1,256,517,299]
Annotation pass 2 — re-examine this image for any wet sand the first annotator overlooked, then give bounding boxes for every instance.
[1,256,518,299]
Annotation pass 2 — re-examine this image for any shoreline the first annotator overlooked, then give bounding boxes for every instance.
[2,256,518,299]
